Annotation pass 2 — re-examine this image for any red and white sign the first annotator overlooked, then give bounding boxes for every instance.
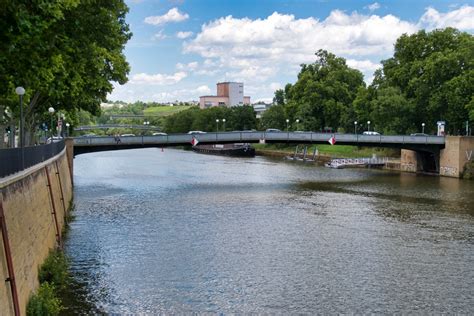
[328,136,336,145]
[190,136,199,146]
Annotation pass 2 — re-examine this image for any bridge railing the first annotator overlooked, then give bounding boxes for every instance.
[0,140,65,178]
[72,132,445,147]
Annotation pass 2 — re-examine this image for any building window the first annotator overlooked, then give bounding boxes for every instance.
[218,102,226,106]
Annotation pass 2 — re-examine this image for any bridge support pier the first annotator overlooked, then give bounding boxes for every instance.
[439,136,474,178]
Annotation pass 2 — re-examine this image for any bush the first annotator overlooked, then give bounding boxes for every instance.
[463,160,474,180]
[26,282,62,315]
[38,251,69,289]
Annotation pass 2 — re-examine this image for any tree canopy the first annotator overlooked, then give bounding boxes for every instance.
[263,28,473,135]
[0,0,131,143]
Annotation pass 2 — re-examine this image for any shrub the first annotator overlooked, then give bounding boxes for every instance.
[26,282,62,315]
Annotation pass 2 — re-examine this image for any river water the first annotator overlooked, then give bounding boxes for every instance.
[63,148,473,314]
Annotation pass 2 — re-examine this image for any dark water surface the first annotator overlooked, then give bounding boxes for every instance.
[63,148,474,314]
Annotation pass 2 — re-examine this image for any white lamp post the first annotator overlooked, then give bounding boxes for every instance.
[286,119,289,131]
[422,122,425,134]
[367,120,371,132]
[48,107,55,138]
[216,119,219,132]
[15,87,25,148]
[222,119,226,131]
[65,123,70,137]
[354,121,358,134]
[296,119,300,131]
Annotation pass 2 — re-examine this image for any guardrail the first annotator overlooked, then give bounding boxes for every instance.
[0,140,65,178]
[73,132,446,147]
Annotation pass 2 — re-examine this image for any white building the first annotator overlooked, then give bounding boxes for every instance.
[199,82,251,109]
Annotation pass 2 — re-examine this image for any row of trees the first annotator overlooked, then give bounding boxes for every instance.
[164,105,257,133]
[264,28,473,135]
[0,1,131,145]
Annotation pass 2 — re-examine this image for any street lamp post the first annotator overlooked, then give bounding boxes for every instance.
[143,120,150,136]
[367,120,371,132]
[65,123,70,137]
[15,87,25,170]
[286,119,289,131]
[354,121,358,134]
[422,122,425,134]
[296,119,300,131]
[216,119,219,132]
[48,107,55,139]
[222,119,226,131]
[15,87,25,148]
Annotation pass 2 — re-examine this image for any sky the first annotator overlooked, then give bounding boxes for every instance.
[108,0,474,104]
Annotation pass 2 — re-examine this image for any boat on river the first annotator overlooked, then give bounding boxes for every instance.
[192,143,255,157]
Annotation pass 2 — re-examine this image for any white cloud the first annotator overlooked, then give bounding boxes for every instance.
[366,2,380,12]
[144,7,189,26]
[152,30,167,41]
[176,61,199,71]
[419,5,474,30]
[183,10,417,87]
[176,31,194,39]
[130,72,187,85]
[111,6,474,103]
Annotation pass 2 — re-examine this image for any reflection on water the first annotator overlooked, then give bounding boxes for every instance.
[63,148,474,314]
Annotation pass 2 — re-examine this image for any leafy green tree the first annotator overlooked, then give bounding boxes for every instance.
[261,104,286,130]
[381,27,473,134]
[287,50,365,132]
[229,106,257,131]
[273,89,285,105]
[0,0,131,144]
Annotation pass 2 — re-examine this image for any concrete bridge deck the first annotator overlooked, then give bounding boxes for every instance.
[73,131,445,155]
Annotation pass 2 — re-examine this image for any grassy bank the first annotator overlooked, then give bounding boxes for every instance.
[253,143,400,158]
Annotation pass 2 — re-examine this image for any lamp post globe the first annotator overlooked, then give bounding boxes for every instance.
[354,121,358,134]
[222,119,226,131]
[286,119,289,131]
[296,119,300,131]
[422,122,425,134]
[15,87,26,149]
[367,120,371,132]
[65,123,70,137]
[48,107,55,138]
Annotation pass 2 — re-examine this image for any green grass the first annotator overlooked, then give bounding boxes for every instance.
[253,143,399,158]
[143,105,190,117]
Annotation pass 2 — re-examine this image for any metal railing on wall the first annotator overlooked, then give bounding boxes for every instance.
[0,140,65,178]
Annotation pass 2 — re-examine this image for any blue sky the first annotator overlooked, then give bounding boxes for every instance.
[108,0,474,103]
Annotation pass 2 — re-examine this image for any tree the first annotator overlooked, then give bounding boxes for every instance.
[286,50,365,132]
[380,28,473,134]
[0,0,131,144]
[260,104,286,130]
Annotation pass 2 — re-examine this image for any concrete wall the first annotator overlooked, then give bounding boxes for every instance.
[440,136,474,178]
[400,149,419,173]
[0,148,73,315]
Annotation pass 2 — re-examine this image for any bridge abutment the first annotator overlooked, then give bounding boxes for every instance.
[401,136,474,178]
[439,136,474,178]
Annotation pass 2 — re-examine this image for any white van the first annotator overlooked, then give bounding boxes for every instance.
[363,131,380,135]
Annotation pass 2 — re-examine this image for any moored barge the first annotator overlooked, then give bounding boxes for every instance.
[192,143,255,157]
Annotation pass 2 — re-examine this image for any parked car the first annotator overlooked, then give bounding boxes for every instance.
[152,132,167,136]
[187,131,206,134]
[120,133,135,137]
[410,133,429,136]
[363,131,380,135]
[265,128,281,132]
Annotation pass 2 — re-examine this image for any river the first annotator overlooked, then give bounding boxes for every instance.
[62,148,474,314]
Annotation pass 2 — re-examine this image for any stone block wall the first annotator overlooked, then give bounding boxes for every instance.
[440,136,474,178]
[0,150,73,315]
